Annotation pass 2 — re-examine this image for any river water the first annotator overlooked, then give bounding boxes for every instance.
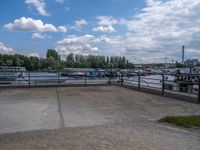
[1,72,174,88]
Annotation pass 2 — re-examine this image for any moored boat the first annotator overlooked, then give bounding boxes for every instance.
[0,66,26,83]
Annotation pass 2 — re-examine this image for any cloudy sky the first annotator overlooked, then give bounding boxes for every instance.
[0,0,200,63]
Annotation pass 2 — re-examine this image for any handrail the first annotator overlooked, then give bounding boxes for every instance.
[0,70,200,103]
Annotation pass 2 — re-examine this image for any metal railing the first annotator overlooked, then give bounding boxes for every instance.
[0,70,200,103]
[119,72,200,103]
[0,70,118,87]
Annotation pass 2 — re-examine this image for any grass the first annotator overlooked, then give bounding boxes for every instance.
[159,115,200,129]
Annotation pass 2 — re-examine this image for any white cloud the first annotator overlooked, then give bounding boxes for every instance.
[25,0,49,16]
[57,34,95,45]
[117,0,200,63]
[146,0,161,6]
[85,44,99,52]
[58,26,67,32]
[75,19,87,29]
[32,33,45,39]
[56,34,125,57]
[97,16,118,26]
[0,42,13,54]
[28,52,40,57]
[56,34,99,55]
[55,0,65,4]
[74,0,199,63]
[92,25,116,33]
[6,0,200,64]
[31,32,52,39]
[4,17,67,33]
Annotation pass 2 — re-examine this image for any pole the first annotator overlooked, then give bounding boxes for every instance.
[57,71,60,86]
[109,65,112,86]
[138,72,140,91]
[182,45,185,64]
[28,71,30,88]
[121,72,123,86]
[198,78,200,104]
[161,74,165,96]
[85,71,87,86]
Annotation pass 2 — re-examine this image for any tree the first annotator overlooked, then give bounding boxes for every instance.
[6,59,13,66]
[0,50,134,70]
[66,53,74,62]
[46,49,60,61]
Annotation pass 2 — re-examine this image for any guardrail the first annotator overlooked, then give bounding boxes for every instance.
[0,70,119,87]
[0,70,200,103]
[119,72,200,104]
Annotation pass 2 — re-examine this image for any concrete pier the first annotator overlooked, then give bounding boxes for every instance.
[0,86,200,150]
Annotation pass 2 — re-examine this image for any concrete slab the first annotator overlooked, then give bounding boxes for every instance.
[0,88,61,134]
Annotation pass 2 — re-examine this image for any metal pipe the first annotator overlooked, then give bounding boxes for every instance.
[28,71,31,88]
[182,45,185,64]
[198,78,200,104]
[85,71,87,86]
[138,73,141,91]
[121,72,123,86]
[57,71,60,86]
[161,74,165,96]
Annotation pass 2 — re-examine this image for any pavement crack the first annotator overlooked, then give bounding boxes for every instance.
[56,87,65,128]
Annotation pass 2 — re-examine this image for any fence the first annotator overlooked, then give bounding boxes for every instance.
[0,70,119,87]
[119,72,200,104]
[0,70,200,103]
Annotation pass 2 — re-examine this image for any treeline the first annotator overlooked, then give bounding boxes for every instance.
[65,53,134,69]
[0,49,134,71]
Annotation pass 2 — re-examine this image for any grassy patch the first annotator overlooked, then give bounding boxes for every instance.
[159,116,200,129]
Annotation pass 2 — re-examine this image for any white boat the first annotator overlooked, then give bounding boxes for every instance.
[0,66,26,83]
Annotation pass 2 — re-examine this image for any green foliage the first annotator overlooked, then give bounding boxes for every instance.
[159,116,200,129]
[64,53,134,69]
[46,49,60,61]
[175,61,188,68]
[0,50,134,70]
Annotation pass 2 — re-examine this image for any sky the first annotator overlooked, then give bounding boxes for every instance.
[0,0,200,63]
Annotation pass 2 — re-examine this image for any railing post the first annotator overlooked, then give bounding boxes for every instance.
[57,71,60,86]
[161,74,165,96]
[28,71,31,88]
[109,70,111,86]
[138,73,140,91]
[121,72,123,86]
[85,71,87,86]
[198,78,200,104]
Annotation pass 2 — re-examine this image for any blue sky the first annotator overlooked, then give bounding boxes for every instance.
[0,0,200,63]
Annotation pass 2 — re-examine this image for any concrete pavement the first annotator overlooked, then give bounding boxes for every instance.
[0,86,200,150]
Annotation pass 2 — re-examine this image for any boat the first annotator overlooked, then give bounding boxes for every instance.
[0,72,18,81]
[0,66,26,84]
[86,71,97,78]
[164,71,198,92]
[61,68,92,77]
